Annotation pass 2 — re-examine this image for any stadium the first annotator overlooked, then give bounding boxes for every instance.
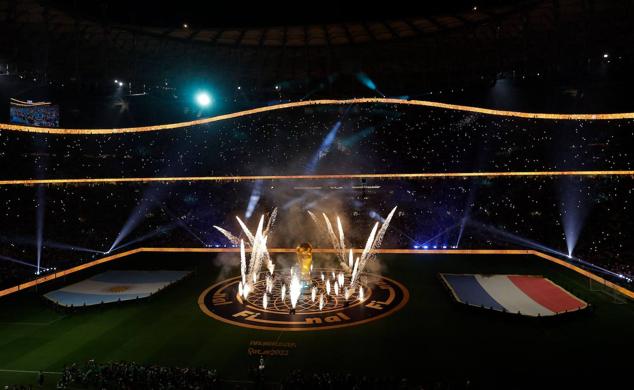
[1,1,633,389]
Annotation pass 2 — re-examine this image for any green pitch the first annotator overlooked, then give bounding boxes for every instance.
[1,252,632,388]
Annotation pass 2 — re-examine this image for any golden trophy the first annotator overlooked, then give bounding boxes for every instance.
[296,242,313,281]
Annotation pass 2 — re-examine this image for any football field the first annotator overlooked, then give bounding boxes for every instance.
[1,252,632,388]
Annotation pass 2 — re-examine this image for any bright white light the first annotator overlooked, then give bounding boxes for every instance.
[195,92,212,107]
[118,81,124,87]
[603,53,609,58]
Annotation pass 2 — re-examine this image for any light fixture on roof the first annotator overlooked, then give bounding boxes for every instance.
[195,91,212,107]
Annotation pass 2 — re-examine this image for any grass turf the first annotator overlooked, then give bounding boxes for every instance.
[0,252,632,388]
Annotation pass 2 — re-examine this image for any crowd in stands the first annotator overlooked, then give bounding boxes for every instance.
[56,360,217,389]
[281,369,419,389]
[1,104,632,179]
[0,104,632,290]
[9,104,59,127]
[0,177,632,290]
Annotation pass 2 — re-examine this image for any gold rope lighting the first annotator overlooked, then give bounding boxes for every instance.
[0,170,632,186]
[1,98,634,135]
[0,247,631,299]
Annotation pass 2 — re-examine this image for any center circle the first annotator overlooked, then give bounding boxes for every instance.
[198,269,409,331]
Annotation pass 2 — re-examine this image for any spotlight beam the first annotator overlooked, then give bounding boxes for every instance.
[35,186,45,274]
[160,207,207,246]
[110,224,177,253]
[0,235,105,254]
[0,254,38,269]
[369,210,417,244]
[469,219,570,259]
[245,180,263,219]
[420,223,461,246]
[108,185,166,252]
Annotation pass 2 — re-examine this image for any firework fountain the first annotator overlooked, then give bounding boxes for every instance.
[214,206,397,314]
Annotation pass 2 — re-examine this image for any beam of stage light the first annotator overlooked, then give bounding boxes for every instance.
[245,180,263,219]
[305,105,353,174]
[108,185,165,253]
[0,235,105,254]
[455,217,468,248]
[305,121,342,174]
[355,72,385,97]
[340,126,375,148]
[418,223,461,247]
[557,177,591,258]
[109,224,177,253]
[369,210,417,244]
[161,207,207,246]
[0,254,39,269]
[42,241,106,254]
[469,221,630,281]
[456,185,479,248]
[469,219,570,259]
[35,186,45,274]
[302,190,339,210]
[282,187,329,210]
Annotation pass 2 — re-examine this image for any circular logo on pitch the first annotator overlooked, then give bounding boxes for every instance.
[198,270,408,331]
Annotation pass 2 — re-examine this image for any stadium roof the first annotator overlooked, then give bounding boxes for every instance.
[0,0,632,89]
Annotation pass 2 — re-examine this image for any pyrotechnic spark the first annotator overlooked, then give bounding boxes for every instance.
[320,212,350,271]
[243,282,251,299]
[311,286,317,302]
[266,275,273,293]
[240,240,246,285]
[290,274,302,308]
[264,207,278,237]
[326,279,331,295]
[281,284,286,302]
[213,225,241,245]
[319,293,324,311]
[359,286,364,301]
[334,281,339,295]
[263,294,268,309]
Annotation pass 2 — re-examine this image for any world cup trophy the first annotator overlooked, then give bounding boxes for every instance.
[296,242,313,281]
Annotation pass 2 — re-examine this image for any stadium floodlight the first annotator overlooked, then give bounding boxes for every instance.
[195,91,212,107]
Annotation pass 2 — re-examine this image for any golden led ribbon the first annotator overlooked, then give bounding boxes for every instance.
[0,247,631,299]
[1,98,634,135]
[0,170,632,186]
